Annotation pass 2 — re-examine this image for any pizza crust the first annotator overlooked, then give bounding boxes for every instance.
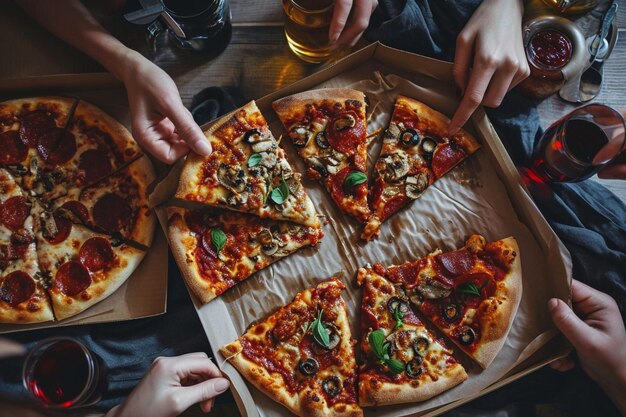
[272,88,365,118]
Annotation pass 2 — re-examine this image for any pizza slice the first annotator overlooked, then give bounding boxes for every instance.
[167,206,323,304]
[51,158,156,248]
[362,96,481,240]
[272,88,371,223]
[32,200,147,321]
[0,169,53,323]
[356,266,467,407]
[220,278,362,417]
[383,235,522,368]
[175,101,320,228]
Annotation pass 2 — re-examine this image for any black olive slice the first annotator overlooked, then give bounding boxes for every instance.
[400,129,420,147]
[322,376,342,397]
[387,296,409,315]
[312,164,328,178]
[413,337,430,356]
[421,137,437,154]
[405,356,423,378]
[243,128,261,144]
[443,303,461,322]
[315,131,330,149]
[297,358,319,376]
[458,326,476,346]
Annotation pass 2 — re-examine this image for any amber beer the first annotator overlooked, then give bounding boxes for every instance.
[282,0,336,63]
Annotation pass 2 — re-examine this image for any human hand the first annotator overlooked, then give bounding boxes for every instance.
[122,53,211,164]
[448,0,530,135]
[548,280,626,411]
[329,0,378,50]
[107,353,230,417]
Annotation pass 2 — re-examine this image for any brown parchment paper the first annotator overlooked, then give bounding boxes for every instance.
[151,47,572,417]
[0,83,168,334]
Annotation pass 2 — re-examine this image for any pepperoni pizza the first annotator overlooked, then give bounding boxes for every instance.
[362,96,481,240]
[0,97,155,323]
[272,89,371,223]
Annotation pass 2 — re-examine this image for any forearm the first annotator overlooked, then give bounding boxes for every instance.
[15,0,142,82]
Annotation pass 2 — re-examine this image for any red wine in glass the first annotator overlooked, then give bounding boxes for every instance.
[23,338,107,408]
[530,104,626,182]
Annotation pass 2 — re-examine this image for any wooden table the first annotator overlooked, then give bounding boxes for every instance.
[0,1,624,416]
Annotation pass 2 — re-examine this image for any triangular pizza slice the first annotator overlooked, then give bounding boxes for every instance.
[220,278,363,417]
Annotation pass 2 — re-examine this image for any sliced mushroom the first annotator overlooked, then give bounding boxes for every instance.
[400,129,420,147]
[405,357,423,378]
[258,228,279,256]
[315,131,330,149]
[251,140,276,154]
[322,376,342,397]
[443,303,461,322]
[40,212,59,241]
[243,128,262,144]
[258,152,278,169]
[6,164,28,176]
[421,137,437,154]
[333,114,356,131]
[405,172,430,200]
[331,149,347,162]
[11,228,34,245]
[382,186,401,198]
[217,163,247,193]
[381,151,410,182]
[457,326,476,346]
[226,191,248,206]
[286,174,302,194]
[417,275,452,299]
[290,125,311,147]
[413,337,430,356]
[383,123,401,144]
[387,329,416,352]
[387,297,410,316]
[307,157,328,178]
[409,291,424,306]
[297,358,319,376]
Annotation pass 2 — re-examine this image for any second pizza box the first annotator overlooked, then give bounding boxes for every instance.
[150,42,572,417]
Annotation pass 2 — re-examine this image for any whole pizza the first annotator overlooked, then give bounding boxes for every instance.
[0,96,155,323]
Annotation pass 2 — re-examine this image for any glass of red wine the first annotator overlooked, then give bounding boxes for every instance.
[530,104,626,182]
[22,337,107,409]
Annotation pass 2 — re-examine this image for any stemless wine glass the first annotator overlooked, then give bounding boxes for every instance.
[23,337,107,409]
[282,0,339,63]
[530,104,626,182]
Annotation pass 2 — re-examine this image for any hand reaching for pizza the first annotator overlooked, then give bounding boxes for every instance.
[122,53,212,164]
[448,0,530,135]
[329,0,378,49]
[548,280,626,414]
[107,353,230,417]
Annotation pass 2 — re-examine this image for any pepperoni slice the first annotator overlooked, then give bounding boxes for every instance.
[45,215,72,244]
[54,261,91,296]
[431,141,467,178]
[329,167,368,204]
[380,194,409,222]
[92,193,132,233]
[0,130,28,164]
[0,271,36,306]
[0,196,30,232]
[79,237,114,271]
[385,259,427,288]
[78,149,112,184]
[185,210,210,235]
[455,273,496,308]
[437,249,475,276]
[60,201,90,224]
[37,128,77,165]
[19,110,57,147]
[326,111,365,155]
[200,230,220,255]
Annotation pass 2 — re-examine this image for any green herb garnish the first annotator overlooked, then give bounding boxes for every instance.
[247,153,262,167]
[368,329,404,374]
[211,229,227,253]
[270,175,290,205]
[309,309,330,348]
[343,171,367,189]
[458,281,488,298]
[392,305,404,330]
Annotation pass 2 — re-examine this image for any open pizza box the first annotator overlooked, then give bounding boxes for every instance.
[149,42,573,417]
[0,78,169,334]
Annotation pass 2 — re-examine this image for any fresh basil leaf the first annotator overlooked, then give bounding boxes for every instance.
[458,283,481,297]
[392,305,404,330]
[211,229,227,253]
[311,310,330,348]
[343,171,367,189]
[247,153,262,167]
[368,329,386,361]
[270,176,290,205]
[385,358,405,374]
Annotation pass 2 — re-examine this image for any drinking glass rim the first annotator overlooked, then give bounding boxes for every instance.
[22,337,96,409]
[289,0,334,13]
[162,0,224,18]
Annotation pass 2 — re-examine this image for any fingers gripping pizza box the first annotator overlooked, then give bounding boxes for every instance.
[149,43,572,417]
[0,80,168,333]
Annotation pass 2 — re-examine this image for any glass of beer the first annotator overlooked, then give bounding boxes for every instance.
[282,0,337,63]
[530,104,626,182]
[23,338,107,409]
